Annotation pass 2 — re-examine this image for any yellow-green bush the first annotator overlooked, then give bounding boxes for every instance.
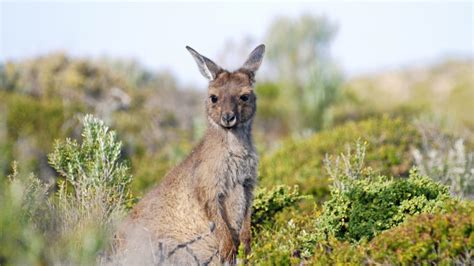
[259,117,420,199]
[4,92,68,149]
[251,185,308,229]
[366,202,473,264]
[311,201,474,265]
[1,92,76,176]
[248,208,319,265]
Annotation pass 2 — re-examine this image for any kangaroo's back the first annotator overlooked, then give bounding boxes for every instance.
[114,44,265,265]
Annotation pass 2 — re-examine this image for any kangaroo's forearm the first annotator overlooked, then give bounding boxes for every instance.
[240,182,254,257]
[196,189,238,262]
[215,216,237,262]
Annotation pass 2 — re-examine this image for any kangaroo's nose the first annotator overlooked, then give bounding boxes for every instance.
[221,113,236,127]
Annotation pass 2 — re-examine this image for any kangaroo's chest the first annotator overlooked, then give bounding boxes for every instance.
[224,151,258,186]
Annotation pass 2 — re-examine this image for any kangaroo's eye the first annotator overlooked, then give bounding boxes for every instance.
[210,95,218,103]
[240,94,249,102]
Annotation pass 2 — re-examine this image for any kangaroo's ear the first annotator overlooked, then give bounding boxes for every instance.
[241,44,265,73]
[186,46,222,80]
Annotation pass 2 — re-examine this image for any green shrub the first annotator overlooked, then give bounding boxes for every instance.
[259,117,420,199]
[317,169,449,242]
[317,145,450,242]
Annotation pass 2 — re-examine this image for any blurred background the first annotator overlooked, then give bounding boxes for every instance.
[1,2,474,264]
[1,1,473,194]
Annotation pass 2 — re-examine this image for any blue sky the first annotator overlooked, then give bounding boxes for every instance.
[1,1,472,87]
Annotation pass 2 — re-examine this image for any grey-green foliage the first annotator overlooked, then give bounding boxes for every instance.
[317,143,450,242]
[48,114,132,226]
[413,138,474,200]
[265,15,342,130]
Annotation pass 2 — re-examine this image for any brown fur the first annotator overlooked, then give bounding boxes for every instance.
[116,46,264,265]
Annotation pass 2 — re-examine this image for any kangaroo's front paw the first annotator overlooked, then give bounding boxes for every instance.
[219,238,237,265]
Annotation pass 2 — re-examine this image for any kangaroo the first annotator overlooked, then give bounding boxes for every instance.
[115,44,265,265]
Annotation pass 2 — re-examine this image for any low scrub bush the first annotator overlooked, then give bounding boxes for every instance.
[317,143,450,242]
[250,142,455,264]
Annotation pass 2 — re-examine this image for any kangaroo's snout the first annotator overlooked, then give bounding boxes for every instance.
[221,112,237,128]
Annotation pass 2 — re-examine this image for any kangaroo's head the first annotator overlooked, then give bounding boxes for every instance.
[186,44,265,130]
